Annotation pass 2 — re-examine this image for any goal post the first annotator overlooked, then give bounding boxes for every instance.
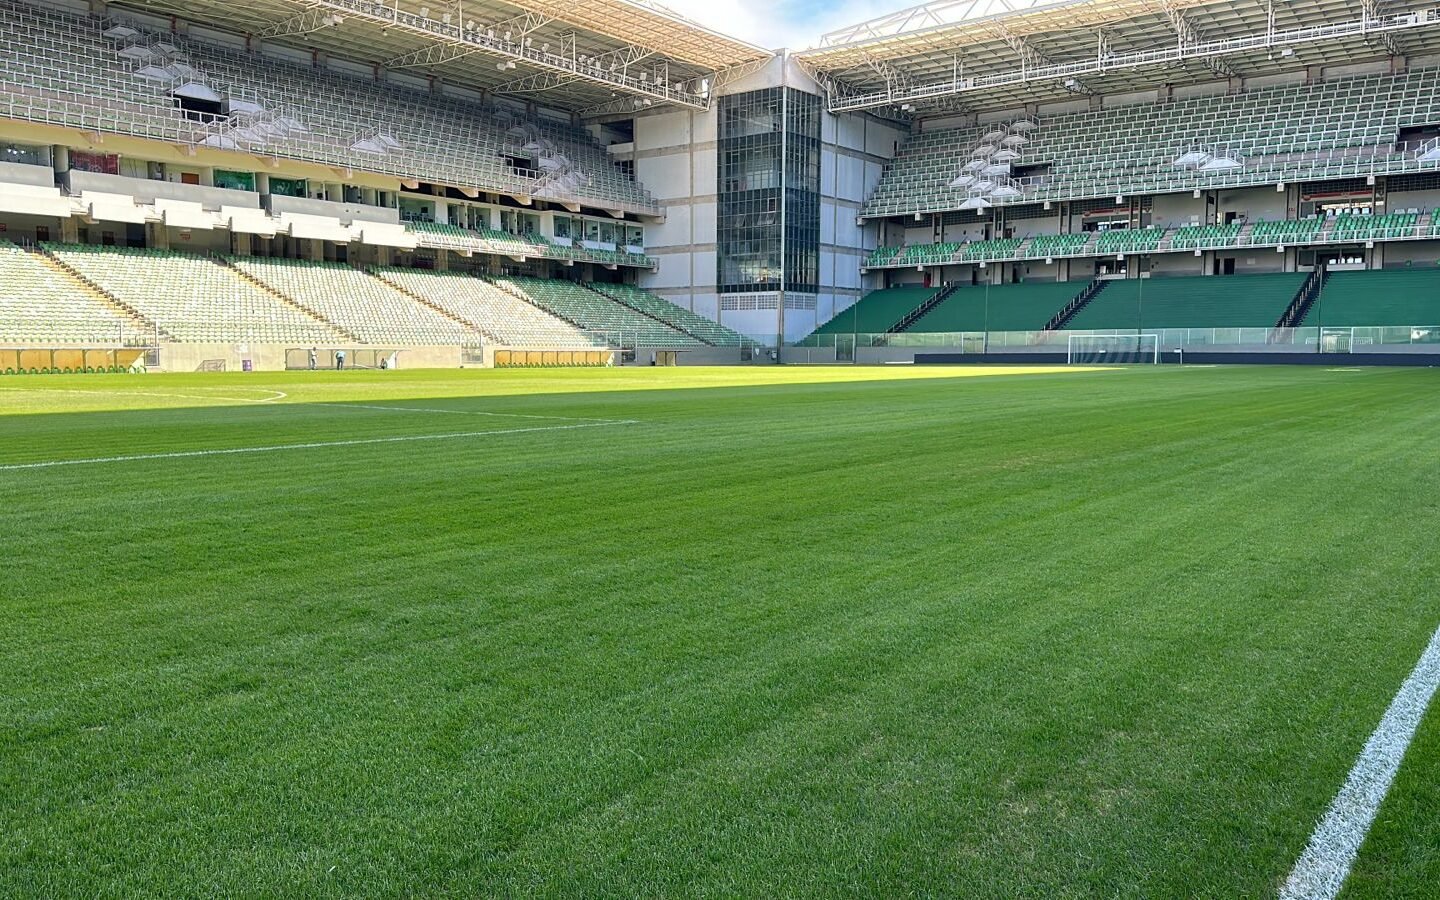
[1067,333,1160,365]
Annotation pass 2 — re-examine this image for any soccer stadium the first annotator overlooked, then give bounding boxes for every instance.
[2,0,1440,895]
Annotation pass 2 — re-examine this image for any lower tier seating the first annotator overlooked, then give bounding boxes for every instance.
[1065,273,1308,330]
[496,277,701,347]
[0,242,147,344]
[587,283,749,346]
[46,244,346,345]
[232,257,479,345]
[371,268,605,348]
[1300,269,1440,327]
[813,286,939,335]
[910,281,1088,332]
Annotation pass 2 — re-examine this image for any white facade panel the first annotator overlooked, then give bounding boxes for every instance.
[635,154,691,201]
[636,111,690,152]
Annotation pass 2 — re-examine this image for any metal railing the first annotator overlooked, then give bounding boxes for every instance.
[792,325,1440,351]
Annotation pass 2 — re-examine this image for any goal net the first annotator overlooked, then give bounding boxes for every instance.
[1068,333,1160,365]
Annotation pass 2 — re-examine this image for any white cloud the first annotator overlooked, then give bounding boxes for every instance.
[654,0,900,52]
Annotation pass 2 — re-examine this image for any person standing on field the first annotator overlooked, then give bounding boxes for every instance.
[308,347,317,370]
[335,349,346,370]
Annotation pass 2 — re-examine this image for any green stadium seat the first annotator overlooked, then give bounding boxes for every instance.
[1064,273,1308,330]
[1301,269,1440,326]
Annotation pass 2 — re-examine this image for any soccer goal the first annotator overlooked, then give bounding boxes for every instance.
[1068,333,1160,364]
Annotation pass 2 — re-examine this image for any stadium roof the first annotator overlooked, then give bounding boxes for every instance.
[109,0,772,116]
[797,0,1440,114]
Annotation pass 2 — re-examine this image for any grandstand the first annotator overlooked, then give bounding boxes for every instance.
[6,0,1440,896]
[0,0,1437,366]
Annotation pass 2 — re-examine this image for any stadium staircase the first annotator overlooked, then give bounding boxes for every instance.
[888,283,961,333]
[357,269,496,343]
[1275,268,1328,330]
[220,258,363,343]
[1045,279,1106,331]
[34,244,166,343]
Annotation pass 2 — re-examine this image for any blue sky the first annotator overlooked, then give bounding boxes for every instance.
[658,0,901,51]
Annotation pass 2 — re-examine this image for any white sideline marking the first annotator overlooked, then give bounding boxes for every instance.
[308,401,620,423]
[0,387,288,403]
[0,420,638,472]
[1279,621,1440,900]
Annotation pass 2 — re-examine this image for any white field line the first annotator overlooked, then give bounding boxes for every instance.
[308,401,623,423]
[0,386,288,403]
[0,420,638,472]
[1279,621,1440,900]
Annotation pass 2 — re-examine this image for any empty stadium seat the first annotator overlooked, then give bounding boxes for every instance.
[44,243,346,344]
[231,257,479,345]
[811,286,939,335]
[1064,273,1308,330]
[0,242,149,344]
[866,68,1440,218]
[496,277,701,348]
[0,0,657,216]
[909,281,1088,333]
[1301,269,1440,327]
[371,267,606,348]
[586,283,750,346]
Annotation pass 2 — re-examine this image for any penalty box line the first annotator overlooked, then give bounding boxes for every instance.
[307,401,628,424]
[1280,620,1440,900]
[0,419,639,472]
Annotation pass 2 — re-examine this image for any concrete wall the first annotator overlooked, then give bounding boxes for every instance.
[68,171,260,210]
[155,343,465,373]
[268,195,398,225]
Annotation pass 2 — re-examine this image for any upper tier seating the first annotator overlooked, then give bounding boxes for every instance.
[0,0,655,214]
[370,268,605,348]
[1252,218,1324,244]
[496,277,701,348]
[895,243,961,267]
[586,283,750,346]
[45,244,346,344]
[962,238,1023,261]
[1172,224,1242,250]
[909,281,1088,333]
[867,68,1440,216]
[812,286,939,335]
[1301,269,1440,327]
[865,246,901,267]
[1094,227,1166,255]
[1064,273,1308,330]
[1332,213,1419,241]
[0,242,147,344]
[1026,233,1091,257]
[231,257,479,345]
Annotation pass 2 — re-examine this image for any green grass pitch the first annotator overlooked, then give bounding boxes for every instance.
[2,364,1438,897]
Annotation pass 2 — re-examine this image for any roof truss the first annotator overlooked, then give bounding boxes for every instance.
[808,3,1440,113]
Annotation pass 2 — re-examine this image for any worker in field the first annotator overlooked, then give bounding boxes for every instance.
[308,347,318,370]
[335,349,346,370]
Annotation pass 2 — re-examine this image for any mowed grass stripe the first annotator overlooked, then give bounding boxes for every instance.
[1,366,1437,896]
